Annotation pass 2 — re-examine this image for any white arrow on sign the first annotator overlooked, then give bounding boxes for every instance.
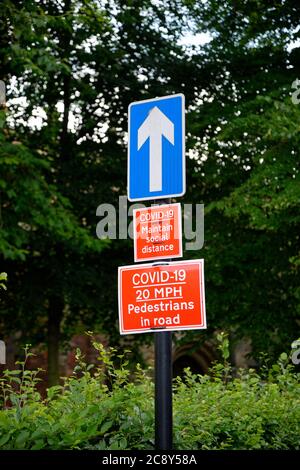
[137,106,174,192]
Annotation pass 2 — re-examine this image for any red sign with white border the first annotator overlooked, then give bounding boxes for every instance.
[118,259,206,335]
[133,203,182,263]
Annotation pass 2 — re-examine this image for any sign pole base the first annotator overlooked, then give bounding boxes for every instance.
[155,330,173,450]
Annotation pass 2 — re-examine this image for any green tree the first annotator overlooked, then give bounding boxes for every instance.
[0,0,194,384]
[1,0,299,382]
[181,0,300,355]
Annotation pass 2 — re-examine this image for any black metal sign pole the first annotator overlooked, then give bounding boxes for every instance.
[154,198,173,450]
[155,330,173,450]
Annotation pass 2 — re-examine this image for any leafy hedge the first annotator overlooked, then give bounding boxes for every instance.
[0,337,299,450]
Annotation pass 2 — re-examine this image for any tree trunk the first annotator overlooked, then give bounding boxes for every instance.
[47,295,64,387]
[47,1,71,389]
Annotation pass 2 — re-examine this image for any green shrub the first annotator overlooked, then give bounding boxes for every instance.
[0,337,299,450]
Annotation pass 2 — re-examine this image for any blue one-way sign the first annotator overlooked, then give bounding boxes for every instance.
[128,94,185,201]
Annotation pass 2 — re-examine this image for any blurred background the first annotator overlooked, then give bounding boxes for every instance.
[0,0,299,388]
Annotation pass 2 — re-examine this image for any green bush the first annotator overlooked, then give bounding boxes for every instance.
[0,337,299,450]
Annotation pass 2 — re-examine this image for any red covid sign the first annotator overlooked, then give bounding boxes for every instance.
[133,203,182,262]
[118,260,206,335]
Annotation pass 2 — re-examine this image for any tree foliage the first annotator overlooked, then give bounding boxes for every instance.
[181,0,300,355]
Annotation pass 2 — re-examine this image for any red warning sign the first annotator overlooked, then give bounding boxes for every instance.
[133,203,182,262]
[118,260,206,335]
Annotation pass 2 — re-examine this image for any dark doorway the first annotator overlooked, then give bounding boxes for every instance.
[173,355,204,377]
